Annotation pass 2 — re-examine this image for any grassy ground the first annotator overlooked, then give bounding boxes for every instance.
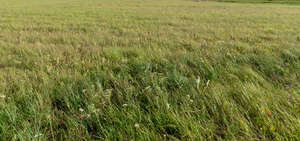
[216,0,300,5]
[0,0,300,140]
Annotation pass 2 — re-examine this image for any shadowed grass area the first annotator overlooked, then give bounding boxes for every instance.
[0,0,299,140]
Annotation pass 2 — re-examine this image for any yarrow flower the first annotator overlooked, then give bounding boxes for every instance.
[86,114,91,118]
[134,123,139,128]
[79,108,84,112]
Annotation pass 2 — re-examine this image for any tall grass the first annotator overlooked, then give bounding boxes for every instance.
[0,0,299,140]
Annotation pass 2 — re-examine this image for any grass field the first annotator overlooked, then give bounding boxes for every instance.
[0,0,300,140]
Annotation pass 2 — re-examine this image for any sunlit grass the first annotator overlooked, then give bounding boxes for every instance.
[0,0,299,140]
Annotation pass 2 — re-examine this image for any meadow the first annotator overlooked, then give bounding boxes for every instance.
[0,0,299,140]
